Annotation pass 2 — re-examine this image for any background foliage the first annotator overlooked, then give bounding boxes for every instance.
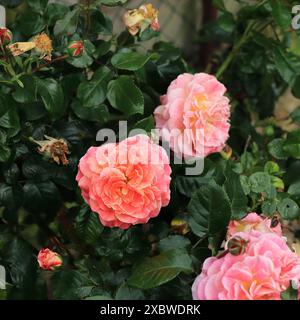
[0,0,300,300]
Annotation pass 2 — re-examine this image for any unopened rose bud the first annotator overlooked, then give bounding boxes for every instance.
[171,217,190,235]
[220,145,232,160]
[0,27,12,46]
[67,40,84,58]
[38,248,62,271]
[227,236,249,256]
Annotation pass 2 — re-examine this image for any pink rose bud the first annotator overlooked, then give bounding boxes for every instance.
[67,40,84,58]
[0,27,13,46]
[37,248,62,271]
[227,236,248,256]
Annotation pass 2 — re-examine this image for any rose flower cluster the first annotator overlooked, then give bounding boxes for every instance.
[192,213,300,300]
[34,3,300,302]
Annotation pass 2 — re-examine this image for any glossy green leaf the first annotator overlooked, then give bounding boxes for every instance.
[128,249,193,289]
[107,76,144,115]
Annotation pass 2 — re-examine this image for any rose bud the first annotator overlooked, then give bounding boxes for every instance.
[37,248,62,271]
[171,217,190,235]
[123,3,160,36]
[227,236,249,256]
[67,40,84,58]
[0,27,13,46]
[220,145,232,160]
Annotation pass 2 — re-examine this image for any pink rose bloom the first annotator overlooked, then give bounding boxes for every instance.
[192,231,300,300]
[228,212,282,237]
[37,249,62,271]
[154,73,230,159]
[76,135,171,229]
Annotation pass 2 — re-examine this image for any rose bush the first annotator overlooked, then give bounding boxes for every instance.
[0,0,300,300]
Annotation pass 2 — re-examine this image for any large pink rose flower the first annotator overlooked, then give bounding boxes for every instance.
[76,135,171,229]
[192,231,300,300]
[154,73,230,158]
[228,212,282,237]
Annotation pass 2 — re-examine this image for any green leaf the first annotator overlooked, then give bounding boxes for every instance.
[212,0,226,11]
[94,40,111,59]
[12,75,37,104]
[271,176,284,189]
[53,9,79,36]
[2,237,36,293]
[0,104,20,137]
[290,107,300,124]
[85,295,113,300]
[111,52,152,71]
[277,198,299,220]
[0,145,11,163]
[115,283,144,300]
[273,46,297,83]
[23,181,61,214]
[28,0,48,13]
[264,161,280,175]
[52,270,93,300]
[128,249,193,289]
[218,12,235,33]
[292,75,300,99]
[132,116,154,132]
[268,139,287,160]
[270,0,291,30]
[0,183,23,209]
[90,11,113,36]
[77,66,113,107]
[107,76,144,115]
[74,204,104,245]
[188,181,231,238]
[71,101,110,123]
[249,172,271,193]
[37,78,65,119]
[262,200,277,216]
[175,167,215,197]
[17,11,45,36]
[224,166,248,219]
[281,281,299,300]
[158,235,191,252]
[288,181,300,202]
[45,3,69,26]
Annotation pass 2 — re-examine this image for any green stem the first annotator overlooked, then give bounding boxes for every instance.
[216,20,256,79]
[192,235,208,250]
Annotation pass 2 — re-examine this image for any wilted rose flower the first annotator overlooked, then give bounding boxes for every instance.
[228,212,282,237]
[67,40,84,58]
[154,73,230,159]
[38,248,62,271]
[0,27,12,45]
[76,135,171,229]
[123,3,160,36]
[192,231,300,300]
[35,135,70,165]
[7,32,53,61]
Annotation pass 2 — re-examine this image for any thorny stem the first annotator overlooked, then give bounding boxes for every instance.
[32,54,69,73]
